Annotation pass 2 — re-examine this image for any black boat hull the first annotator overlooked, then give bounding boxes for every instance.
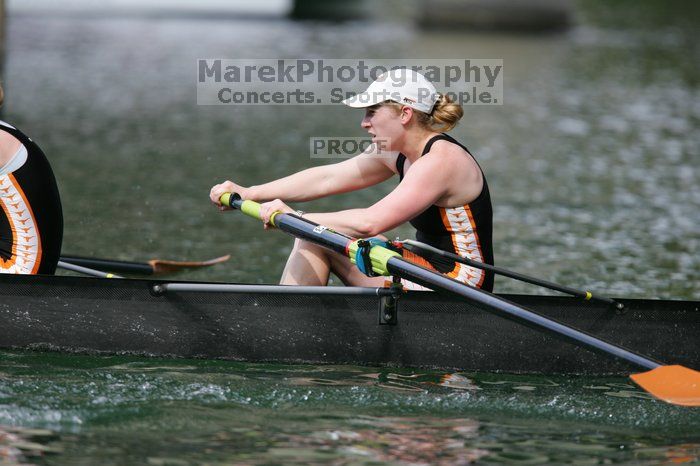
[1,274,698,375]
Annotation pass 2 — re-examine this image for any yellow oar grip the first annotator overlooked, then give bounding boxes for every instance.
[239,200,263,220]
[584,291,592,301]
[219,192,232,207]
[269,211,282,227]
[218,194,280,226]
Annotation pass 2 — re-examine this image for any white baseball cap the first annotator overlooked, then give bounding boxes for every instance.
[342,68,439,114]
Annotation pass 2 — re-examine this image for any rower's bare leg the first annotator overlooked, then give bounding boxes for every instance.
[280,238,331,285]
[280,239,386,287]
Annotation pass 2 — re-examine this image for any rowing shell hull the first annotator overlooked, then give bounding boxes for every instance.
[1,274,698,375]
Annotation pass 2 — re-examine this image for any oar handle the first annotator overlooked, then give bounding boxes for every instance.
[219,192,238,208]
[220,192,282,226]
[219,193,398,276]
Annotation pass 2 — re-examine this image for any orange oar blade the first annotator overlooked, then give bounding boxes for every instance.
[630,365,700,407]
[149,255,231,275]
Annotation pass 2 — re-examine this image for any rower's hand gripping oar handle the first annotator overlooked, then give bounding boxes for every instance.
[219,192,238,208]
[219,192,399,276]
[220,192,280,226]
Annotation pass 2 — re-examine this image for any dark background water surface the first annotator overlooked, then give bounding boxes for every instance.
[3,0,699,298]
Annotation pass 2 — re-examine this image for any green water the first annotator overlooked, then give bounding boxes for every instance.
[5,0,699,297]
[2,0,700,464]
[2,351,699,465]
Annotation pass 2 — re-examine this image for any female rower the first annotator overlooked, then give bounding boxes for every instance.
[210,69,494,291]
[0,84,63,274]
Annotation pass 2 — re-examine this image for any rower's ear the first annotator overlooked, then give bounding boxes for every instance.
[399,105,413,125]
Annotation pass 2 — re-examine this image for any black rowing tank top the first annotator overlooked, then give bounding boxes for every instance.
[0,121,63,274]
[397,133,494,291]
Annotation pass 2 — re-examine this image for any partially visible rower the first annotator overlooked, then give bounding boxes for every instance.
[0,84,63,274]
[210,68,494,291]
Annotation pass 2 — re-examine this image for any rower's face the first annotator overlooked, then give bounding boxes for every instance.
[361,104,403,146]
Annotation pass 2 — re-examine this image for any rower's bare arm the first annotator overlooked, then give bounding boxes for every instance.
[0,132,22,171]
[307,155,448,237]
[211,146,394,205]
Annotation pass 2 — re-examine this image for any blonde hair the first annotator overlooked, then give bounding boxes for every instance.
[383,94,463,132]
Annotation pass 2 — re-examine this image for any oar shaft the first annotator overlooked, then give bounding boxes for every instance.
[60,255,230,275]
[228,194,354,255]
[385,257,660,370]
[57,261,123,278]
[404,240,621,309]
[60,256,153,275]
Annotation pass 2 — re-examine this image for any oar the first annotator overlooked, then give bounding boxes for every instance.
[59,254,231,275]
[220,192,700,407]
[57,260,123,278]
[401,239,623,310]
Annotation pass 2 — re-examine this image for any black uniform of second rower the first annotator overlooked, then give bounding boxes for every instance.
[0,121,63,274]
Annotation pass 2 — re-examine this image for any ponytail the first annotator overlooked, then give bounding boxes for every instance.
[418,93,463,132]
[383,93,464,132]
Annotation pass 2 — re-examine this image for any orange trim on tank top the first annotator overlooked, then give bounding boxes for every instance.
[464,205,486,288]
[0,192,18,269]
[438,206,464,280]
[400,249,437,271]
[438,204,487,287]
[1,174,42,273]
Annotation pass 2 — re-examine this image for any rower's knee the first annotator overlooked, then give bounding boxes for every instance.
[293,238,324,254]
